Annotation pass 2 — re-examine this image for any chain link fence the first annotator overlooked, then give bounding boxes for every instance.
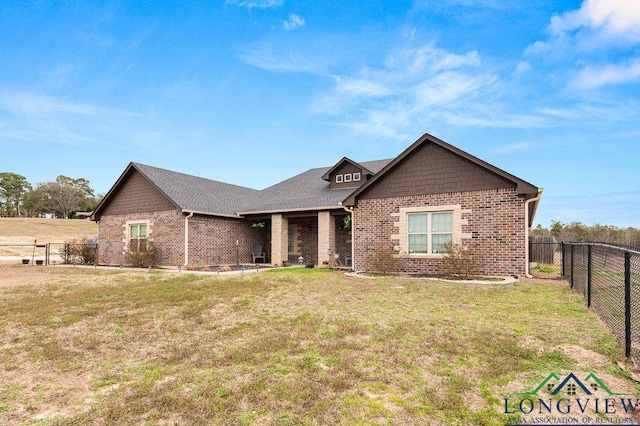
[47,242,97,265]
[0,241,97,265]
[562,242,640,362]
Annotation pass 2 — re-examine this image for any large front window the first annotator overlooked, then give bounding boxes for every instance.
[408,212,452,254]
[129,223,148,251]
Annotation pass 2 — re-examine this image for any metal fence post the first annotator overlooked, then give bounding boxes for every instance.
[587,245,592,307]
[625,251,631,358]
[570,244,575,289]
[561,242,566,276]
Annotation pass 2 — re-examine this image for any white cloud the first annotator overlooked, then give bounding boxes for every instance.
[439,111,547,129]
[571,58,640,88]
[244,29,626,140]
[238,36,348,74]
[395,44,481,75]
[226,0,283,9]
[283,14,305,31]
[336,107,414,141]
[0,89,142,146]
[0,89,123,116]
[239,44,325,73]
[536,101,638,124]
[514,61,531,75]
[413,71,495,107]
[528,0,640,54]
[333,76,390,98]
[524,1,640,90]
[430,50,481,72]
[491,142,538,154]
[308,40,548,138]
[550,0,640,40]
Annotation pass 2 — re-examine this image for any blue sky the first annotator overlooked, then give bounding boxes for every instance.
[1,0,639,228]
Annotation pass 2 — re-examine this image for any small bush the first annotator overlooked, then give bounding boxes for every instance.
[441,242,481,279]
[66,238,97,264]
[366,243,404,275]
[126,241,157,268]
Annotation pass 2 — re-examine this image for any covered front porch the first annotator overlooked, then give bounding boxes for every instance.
[247,210,352,268]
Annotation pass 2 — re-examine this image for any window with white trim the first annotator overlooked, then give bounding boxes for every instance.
[344,173,352,182]
[129,223,148,251]
[407,212,452,254]
[353,172,361,181]
[335,174,343,183]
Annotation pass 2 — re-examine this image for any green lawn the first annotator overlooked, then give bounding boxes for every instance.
[0,266,636,425]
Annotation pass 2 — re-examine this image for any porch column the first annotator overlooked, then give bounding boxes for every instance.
[317,211,335,267]
[271,214,288,266]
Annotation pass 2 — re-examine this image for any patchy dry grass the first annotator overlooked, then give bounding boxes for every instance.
[0,218,97,242]
[0,218,98,258]
[0,265,636,425]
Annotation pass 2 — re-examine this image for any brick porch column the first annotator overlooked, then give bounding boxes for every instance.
[317,211,335,267]
[271,214,288,266]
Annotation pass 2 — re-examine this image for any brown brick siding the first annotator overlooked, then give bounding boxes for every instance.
[287,217,318,264]
[334,214,352,265]
[187,215,262,266]
[98,211,263,267]
[353,188,527,276]
[97,210,184,266]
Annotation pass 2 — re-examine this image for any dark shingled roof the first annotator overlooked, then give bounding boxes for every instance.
[238,159,392,214]
[93,159,392,219]
[132,163,260,217]
[93,132,541,224]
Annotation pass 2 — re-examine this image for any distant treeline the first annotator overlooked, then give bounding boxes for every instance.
[0,172,103,219]
[531,221,640,248]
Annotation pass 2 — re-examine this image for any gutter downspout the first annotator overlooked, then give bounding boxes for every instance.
[524,189,543,278]
[341,205,355,272]
[184,211,194,267]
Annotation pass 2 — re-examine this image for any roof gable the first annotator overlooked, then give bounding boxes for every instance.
[343,133,540,207]
[92,162,260,220]
[94,167,178,218]
[321,157,374,181]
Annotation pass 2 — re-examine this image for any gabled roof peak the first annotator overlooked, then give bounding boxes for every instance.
[321,157,375,182]
[91,162,260,220]
[343,132,540,208]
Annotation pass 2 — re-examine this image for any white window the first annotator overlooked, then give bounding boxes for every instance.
[344,173,352,182]
[396,205,469,257]
[129,223,148,251]
[353,172,361,181]
[335,174,343,183]
[407,212,452,254]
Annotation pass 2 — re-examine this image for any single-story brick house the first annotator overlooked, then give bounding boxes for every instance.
[91,133,542,276]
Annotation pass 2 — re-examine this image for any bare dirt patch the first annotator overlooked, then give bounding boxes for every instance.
[561,344,611,369]
[0,263,58,288]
